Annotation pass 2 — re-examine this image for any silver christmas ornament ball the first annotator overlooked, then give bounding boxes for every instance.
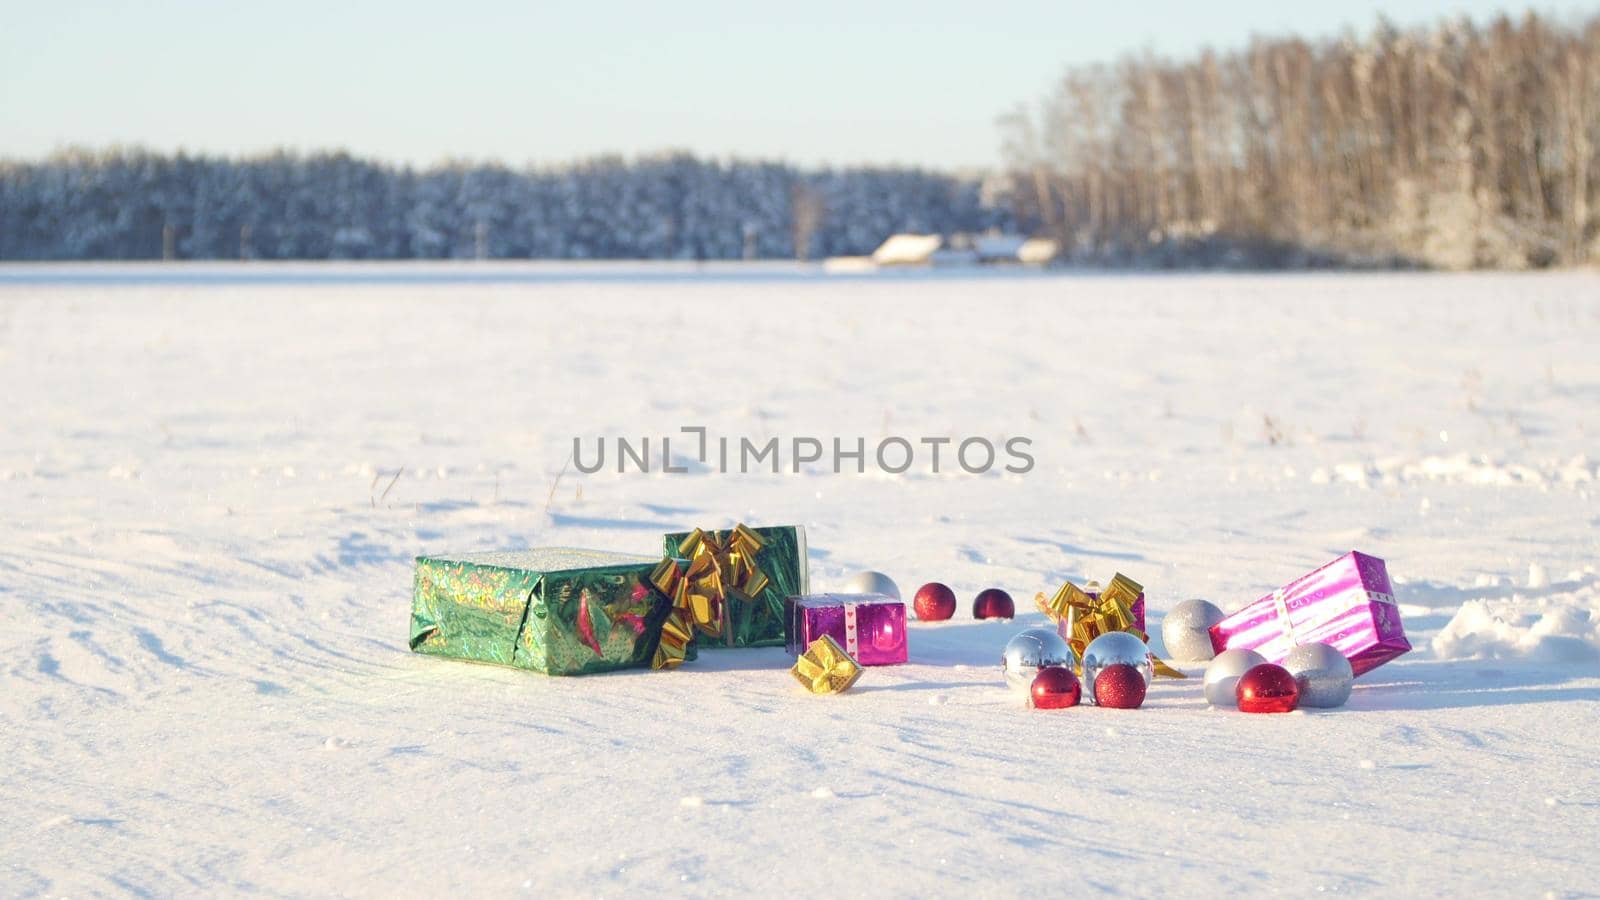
[1001,627,1076,693]
[1081,631,1154,704]
[1203,648,1268,707]
[1282,642,1354,708]
[1161,598,1227,661]
[843,570,901,601]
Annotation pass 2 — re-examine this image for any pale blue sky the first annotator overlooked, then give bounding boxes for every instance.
[2,0,1595,169]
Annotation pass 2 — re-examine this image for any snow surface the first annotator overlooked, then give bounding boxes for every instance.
[2,265,1598,897]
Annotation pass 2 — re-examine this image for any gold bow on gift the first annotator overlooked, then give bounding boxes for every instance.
[1036,573,1185,679]
[646,559,697,669]
[673,524,770,647]
[791,635,862,695]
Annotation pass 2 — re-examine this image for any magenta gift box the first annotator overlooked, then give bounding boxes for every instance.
[784,593,907,665]
[1208,551,1410,677]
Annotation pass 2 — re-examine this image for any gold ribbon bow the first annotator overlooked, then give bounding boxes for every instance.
[646,559,694,669]
[675,524,770,647]
[791,635,861,694]
[1035,573,1185,679]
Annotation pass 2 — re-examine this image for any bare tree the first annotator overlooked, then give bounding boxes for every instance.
[789,183,826,261]
[1002,11,1600,268]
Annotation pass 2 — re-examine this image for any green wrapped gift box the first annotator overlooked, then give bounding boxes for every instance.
[661,524,809,649]
[409,548,691,676]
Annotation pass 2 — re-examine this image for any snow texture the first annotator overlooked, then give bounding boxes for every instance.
[1,265,1598,896]
[1432,585,1600,663]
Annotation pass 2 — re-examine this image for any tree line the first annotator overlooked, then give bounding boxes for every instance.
[997,12,1600,268]
[5,12,1597,268]
[0,150,1007,261]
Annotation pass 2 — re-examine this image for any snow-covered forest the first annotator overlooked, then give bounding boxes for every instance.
[1000,12,1600,268]
[0,151,1010,261]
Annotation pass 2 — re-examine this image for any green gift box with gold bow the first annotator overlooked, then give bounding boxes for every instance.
[659,524,809,649]
[409,548,695,676]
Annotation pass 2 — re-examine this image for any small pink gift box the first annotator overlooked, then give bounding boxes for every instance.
[784,593,908,666]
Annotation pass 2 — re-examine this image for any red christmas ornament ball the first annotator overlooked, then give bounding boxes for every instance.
[1236,663,1300,713]
[972,588,1015,620]
[1029,665,1081,709]
[1092,663,1148,709]
[913,582,958,621]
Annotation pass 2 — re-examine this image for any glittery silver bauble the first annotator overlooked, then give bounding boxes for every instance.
[844,571,901,600]
[1282,642,1354,708]
[1002,627,1076,693]
[1160,598,1226,661]
[1203,648,1268,707]
[1081,631,1154,704]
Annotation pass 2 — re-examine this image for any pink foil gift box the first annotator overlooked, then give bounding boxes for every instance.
[784,593,907,666]
[1208,551,1411,676]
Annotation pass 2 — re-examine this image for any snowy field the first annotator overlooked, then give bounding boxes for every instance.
[2,264,1598,897]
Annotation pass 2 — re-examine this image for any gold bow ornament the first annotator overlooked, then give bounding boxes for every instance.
[673,524,771,647]
[646,559,695,669]
[1035,572,1185,679]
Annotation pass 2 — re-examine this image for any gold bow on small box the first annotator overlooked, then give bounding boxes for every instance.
[792,635,862,695]
[1036,573,1185,679]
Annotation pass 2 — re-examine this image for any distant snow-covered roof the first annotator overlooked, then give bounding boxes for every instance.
[974,234,1058,263]
[871,233,942,265]
[974,235,1027,258]
[1017,237,1059,264]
